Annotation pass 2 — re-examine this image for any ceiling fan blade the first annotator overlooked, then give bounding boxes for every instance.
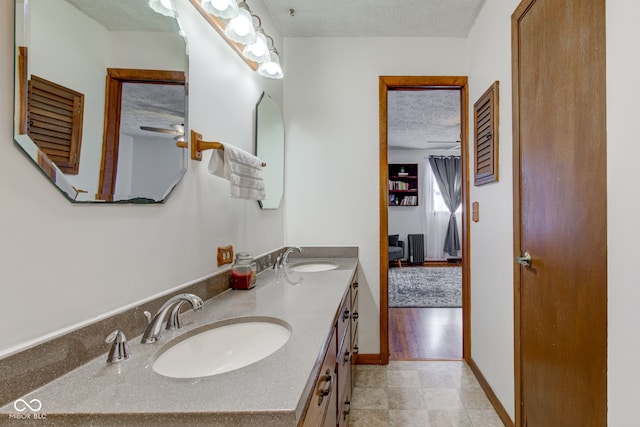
[425,140,461,144]
[140,126,183,135]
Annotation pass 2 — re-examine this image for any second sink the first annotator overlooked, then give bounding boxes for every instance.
[152,317,291,379]
[289,261,339,273]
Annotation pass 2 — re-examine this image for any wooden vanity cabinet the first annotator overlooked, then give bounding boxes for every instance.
[300,274,359,427]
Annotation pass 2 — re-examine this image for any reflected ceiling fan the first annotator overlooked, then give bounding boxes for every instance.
[140,124,185,142]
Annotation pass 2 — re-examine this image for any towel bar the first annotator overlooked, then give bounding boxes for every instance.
[181,130,266,167]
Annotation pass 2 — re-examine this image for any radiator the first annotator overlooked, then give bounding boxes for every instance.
[407,234,425,265]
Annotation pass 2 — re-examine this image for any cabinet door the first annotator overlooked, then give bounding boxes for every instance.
[303,330,337,427]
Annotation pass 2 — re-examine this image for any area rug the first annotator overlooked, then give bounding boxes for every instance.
[388,267,462,308]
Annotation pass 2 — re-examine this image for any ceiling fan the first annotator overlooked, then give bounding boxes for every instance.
[140,124,185,142]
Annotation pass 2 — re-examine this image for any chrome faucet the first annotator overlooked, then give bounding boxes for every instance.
[141,293,204,344]
[105,329,131,363]
[274,246,303,269]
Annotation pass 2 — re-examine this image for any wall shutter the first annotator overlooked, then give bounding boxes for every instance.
[473,81,499,185]
[27,75,84,174]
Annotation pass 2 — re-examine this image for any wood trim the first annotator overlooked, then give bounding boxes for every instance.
[187,0,258,71]
[97,68,186,201]
[17,46,28,135]
[468,358,515,427]
[511,2,534,424]
[354,354,382,365]
[379,76,470,364]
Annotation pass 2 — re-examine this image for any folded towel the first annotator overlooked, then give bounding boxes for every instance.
[208,143,266,200]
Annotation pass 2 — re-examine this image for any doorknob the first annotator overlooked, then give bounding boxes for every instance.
[516,252,532,268]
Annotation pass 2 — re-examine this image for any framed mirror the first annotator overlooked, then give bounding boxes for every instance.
[14,0,188,203]
[255,92,285,209]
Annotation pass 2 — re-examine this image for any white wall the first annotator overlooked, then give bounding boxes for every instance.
[130,136,183,200]
[465,0,520,420]
[606,0,640,424]
[284,37,468,354]
[0,0,284,356]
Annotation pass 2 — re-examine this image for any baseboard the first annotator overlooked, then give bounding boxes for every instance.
[467,358,514,427]
[355,353,382,365]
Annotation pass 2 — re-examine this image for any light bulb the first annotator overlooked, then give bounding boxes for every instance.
[258,50,283,79]
[242,29,270,63]
[202,0,239,19]
[224,4,256,44]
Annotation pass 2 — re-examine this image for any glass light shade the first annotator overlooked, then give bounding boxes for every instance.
[202,0,239,19]
[258,50,283,79]
[224,4,256,45]
[242,29,270,63]
[149,0,176,17]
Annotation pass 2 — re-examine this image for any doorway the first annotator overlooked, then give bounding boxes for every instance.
[379,76,470,364]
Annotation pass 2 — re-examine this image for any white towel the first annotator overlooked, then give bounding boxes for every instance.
[208,143,266,200]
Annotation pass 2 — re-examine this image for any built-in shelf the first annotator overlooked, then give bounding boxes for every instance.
[388,163,418,206]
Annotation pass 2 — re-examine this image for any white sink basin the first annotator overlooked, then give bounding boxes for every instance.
[289,261,339,273]
[152,318,291,379]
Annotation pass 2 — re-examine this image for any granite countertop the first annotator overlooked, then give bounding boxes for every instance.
[0,257,358,426]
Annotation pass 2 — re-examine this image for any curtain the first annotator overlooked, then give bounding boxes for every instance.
[428,156,462,256]
[424,160,452,259]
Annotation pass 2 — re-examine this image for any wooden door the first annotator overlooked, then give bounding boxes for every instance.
[512,0,607,426]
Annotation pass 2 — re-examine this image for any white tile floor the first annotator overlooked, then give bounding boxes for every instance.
[350,361,505,427]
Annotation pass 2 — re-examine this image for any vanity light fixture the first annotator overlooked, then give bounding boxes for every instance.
[224,1,257,45]
[149,0,176,17]
[242,16,270,64]
[189,0,284,79]
[201,0,239,18]
[257,36,283,79]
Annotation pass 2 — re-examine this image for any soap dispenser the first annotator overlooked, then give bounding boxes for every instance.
[230,252,257,290]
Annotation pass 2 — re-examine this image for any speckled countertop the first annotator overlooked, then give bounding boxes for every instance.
[0,257,358,426]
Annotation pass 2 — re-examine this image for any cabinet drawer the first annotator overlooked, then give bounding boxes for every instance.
[337,291,351,350]
[302,330,337,427]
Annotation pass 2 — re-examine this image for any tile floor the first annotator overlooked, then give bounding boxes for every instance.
[350,361,504,427]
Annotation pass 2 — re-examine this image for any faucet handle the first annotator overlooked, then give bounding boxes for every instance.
[143,311,152,324]
[105,329,131,363]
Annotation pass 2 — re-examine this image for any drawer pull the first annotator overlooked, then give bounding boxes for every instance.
[342,310,350,321]
[343,351,350,364]
[351,311,359,320]
[343,398,351,418]
[352,281,359,289]
[353,345,359,355]
[318,369,333,405]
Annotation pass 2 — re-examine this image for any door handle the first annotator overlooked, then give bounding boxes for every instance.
[516,252,532,268]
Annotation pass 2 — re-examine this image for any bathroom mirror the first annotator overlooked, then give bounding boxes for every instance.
[255,92,285,209]
[13,0,188,203]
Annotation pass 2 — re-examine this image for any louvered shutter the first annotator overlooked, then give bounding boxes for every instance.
[27,75,84,174]
[474,81,499,185]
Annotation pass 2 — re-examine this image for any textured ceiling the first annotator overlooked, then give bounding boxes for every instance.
[263,0,487,37]
[120,83,185,140]
[388,90,461,151]
[65,0,178,32]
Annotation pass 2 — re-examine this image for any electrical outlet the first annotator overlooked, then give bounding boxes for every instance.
[217,245,234,267]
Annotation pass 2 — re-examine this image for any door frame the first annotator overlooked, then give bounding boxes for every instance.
[379,76,470,364]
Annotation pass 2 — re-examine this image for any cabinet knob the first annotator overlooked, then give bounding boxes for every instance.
[352,281,358,289]
[353,345,359,355]
[343,351,350,364]
[351,311,359,320]
[342,310,350,321]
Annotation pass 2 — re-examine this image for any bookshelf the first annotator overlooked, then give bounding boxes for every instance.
[388,163,418,206]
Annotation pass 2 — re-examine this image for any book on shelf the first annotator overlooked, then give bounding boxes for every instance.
[388,180,410,191]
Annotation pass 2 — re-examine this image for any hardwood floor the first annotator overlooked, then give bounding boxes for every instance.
[389,307,462,360]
